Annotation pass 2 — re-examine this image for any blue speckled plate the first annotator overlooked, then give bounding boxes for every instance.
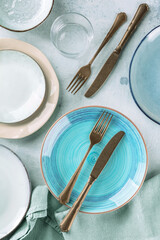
[129,26,160,124]
[41,106,148,214]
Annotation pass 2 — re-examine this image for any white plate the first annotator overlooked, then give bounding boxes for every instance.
[0,50,46,123]
[0,39,59,139]
[0,0,54,32]
[0,145,31,239]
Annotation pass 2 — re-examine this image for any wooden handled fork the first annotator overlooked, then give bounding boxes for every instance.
[59,111,113,204]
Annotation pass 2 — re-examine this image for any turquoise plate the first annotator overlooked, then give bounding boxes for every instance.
[41,106,148,214]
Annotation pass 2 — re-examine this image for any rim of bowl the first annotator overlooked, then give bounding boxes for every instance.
[40,105,148,215]
[129,25,160,125]
[0,144,31,238]
[0,0,54,32]
[50,12,94,57]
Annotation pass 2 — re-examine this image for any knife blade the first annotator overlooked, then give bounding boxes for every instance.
[60,130,125,232]
[85,50,119,97]
[85,3,149,97]
[90,130,125,179]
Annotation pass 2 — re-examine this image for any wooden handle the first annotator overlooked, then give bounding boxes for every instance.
[59,144,93,204]
[60,176,95,232]
[116,3,149,53]
[89,12,127,65]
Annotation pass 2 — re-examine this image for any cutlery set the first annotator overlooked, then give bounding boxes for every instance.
[66,12,127,94]
[60,131,125,232]
[59,111,113,205]
[67,4,149,96]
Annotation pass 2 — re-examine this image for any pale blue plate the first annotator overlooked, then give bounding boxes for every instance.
[129,26,160,124]
[41,106,147,214]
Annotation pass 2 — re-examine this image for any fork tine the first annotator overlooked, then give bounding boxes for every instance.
[66,72,80,90]
[101,114,113,137]
[73,77,88,95]
[93,112,105,131]
[100,113,110,133]
[68,74,82,92]
[71,76,84,94]
[97,112,108,132]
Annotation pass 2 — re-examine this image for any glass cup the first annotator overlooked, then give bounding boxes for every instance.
[50,13,94,58]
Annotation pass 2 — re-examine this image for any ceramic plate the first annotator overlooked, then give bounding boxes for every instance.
[0,0,54,32]
[41,106,148,214]
[129,26,160,124]
[0,39,59,139]
[0,50,46,123]
[0,145,31,239]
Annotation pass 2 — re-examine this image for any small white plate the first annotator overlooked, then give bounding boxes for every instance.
[0,145,31,239]
[0,38,59,139]
[0,50,46,123]
[0,0,54,32]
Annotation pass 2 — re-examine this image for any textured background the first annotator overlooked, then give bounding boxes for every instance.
[0,0,160,188]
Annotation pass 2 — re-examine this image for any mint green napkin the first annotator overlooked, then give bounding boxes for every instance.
[8,174,160,240]
[7,186,63,240]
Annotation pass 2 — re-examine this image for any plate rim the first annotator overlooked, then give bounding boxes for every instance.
[0,0,54,32]
[129,25,160,125]
[0,144,31,239]
[0,38,59,139]
[0,49,46,124]
[40,105,148,214]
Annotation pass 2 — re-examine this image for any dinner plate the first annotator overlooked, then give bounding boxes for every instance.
[129,26,160,124]
[0,50,45,123]
[41,106,148,214]
[0,0,54,32]
[0,39,59,139]
[0,145,31,239]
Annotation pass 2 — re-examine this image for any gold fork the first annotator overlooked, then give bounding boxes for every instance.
[59,111,113,204]
[66,12,127,94]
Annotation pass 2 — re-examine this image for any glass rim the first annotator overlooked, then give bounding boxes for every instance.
[50,12,94,57]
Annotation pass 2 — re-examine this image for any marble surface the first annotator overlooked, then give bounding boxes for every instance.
[0,0,160,188]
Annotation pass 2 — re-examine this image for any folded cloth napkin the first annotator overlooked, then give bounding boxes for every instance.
[7,174,160,240]
[4,186,63,240]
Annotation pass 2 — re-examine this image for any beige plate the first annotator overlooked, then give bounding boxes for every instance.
[0,39,59,139]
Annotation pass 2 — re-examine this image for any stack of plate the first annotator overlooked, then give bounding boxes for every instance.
[0,39,59,139]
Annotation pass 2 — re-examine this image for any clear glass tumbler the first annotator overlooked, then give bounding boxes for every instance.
[50,13,94,58]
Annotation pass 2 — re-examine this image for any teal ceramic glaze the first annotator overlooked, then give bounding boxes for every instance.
[41,106,147,213]
[129,26,160,124]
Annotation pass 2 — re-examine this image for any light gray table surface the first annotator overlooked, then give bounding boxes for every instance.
[0,0,160,188]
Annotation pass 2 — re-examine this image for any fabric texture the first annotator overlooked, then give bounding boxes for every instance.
[4,186,63,240]
[7,174,160,240]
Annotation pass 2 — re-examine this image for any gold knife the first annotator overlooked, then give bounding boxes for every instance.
[85,3,149,98]
[60,131,125,232]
